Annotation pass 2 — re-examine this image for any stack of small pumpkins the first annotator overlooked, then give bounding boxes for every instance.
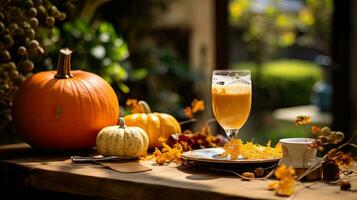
[12,48,181,158]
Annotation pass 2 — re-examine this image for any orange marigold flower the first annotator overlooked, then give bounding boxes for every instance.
[153,143,184,165]
[269,165,296,196]
[268,181,279,190]
[126,98,145,113]
[275,178,295,196]
[221,140,282,160]
[126,98,138,106]
[275,165,295,179]
[221,139,242,160]
[183,107,193,119]
[311,125,320,136]
[295,115,311,126]
[191,99,204,113]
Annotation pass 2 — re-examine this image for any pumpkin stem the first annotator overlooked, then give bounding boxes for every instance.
[55,48,73,79]
[138,100,152,113]
[119,118,126,128]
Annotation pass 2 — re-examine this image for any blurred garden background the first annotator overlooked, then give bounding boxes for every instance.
[1,0,356,146]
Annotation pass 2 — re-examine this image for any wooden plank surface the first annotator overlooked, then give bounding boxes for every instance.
[0,143,356,200]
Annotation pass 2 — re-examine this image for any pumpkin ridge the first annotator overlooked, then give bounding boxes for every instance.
[75,77,97,131]
[138,127,149,155]
[80,74,118,125]
[70,78,84,143]
[38,79,62,146]
[56,80,66,140]
[123,126,127,156]
[26,78,48,147]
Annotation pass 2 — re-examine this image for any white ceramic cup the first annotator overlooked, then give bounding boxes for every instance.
[279,138,318,169]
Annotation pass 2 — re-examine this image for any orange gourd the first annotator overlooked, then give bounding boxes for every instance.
[124,101,181,149]
[12,48,119,150]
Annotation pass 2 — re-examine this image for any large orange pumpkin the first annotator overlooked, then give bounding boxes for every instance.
[12,48,119,150]
[124,101,181,149]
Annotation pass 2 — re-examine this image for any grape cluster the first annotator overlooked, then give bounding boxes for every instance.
[0,0,71,129]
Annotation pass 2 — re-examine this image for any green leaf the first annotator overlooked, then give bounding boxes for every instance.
[132,68,148,80]
[106,63,128,81]
[118,82,130,93]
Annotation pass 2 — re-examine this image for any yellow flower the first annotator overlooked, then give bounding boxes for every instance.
[183,107,193,119]
[222,139,242,160]
[183,99,204,119]
[295,115,311,126]
[275,178,295,196]
[191,99,205,113]
[275,165,295,179]
[268,181,279,190]
[268,165,296,196]
[222,140,282,160]
[153,143,184,165]
[125,98,145,113]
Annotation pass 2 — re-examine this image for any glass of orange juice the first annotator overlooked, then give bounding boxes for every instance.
[211,70,251,140]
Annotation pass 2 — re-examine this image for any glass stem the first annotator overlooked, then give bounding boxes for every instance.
[225,129,240,140]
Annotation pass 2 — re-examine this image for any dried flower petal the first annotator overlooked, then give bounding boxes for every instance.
[268,181,279,190]
[221,139,282,160]
[221,139,242,160]
[183,107,193,119]
[183,99,204,119]
[126,98,145,113]
[153,143,184,165]
[335,152,353,169]
[275,165,295,179]
[268,165,296,196]
[191,99,204,113]
[275,178,295,196]
[311,125,320,136]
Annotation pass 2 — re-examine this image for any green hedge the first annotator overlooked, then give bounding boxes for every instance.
[232,59,322,108]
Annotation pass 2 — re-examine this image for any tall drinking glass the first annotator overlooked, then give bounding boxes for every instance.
[211,70,252,140]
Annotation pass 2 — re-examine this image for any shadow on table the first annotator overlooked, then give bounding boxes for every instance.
[176,161,278,181]
[0,143,98,162]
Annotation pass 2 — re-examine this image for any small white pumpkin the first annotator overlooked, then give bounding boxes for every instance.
[96,118,149,158]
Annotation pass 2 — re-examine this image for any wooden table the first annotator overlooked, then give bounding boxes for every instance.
[0,143,356,200]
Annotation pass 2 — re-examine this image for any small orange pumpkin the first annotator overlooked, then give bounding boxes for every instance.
[12,48,119,150]
[124,101,181,149]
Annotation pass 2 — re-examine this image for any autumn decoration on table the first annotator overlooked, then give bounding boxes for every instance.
[12,48,119,150]
[265,115,357,197]
[221,139,282,160]
[171,120,222,151]
[125,98,221,163]
[268,165,296,196]
[96,118,149,158]
[124,99,181,149]
[153,143,184,165]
